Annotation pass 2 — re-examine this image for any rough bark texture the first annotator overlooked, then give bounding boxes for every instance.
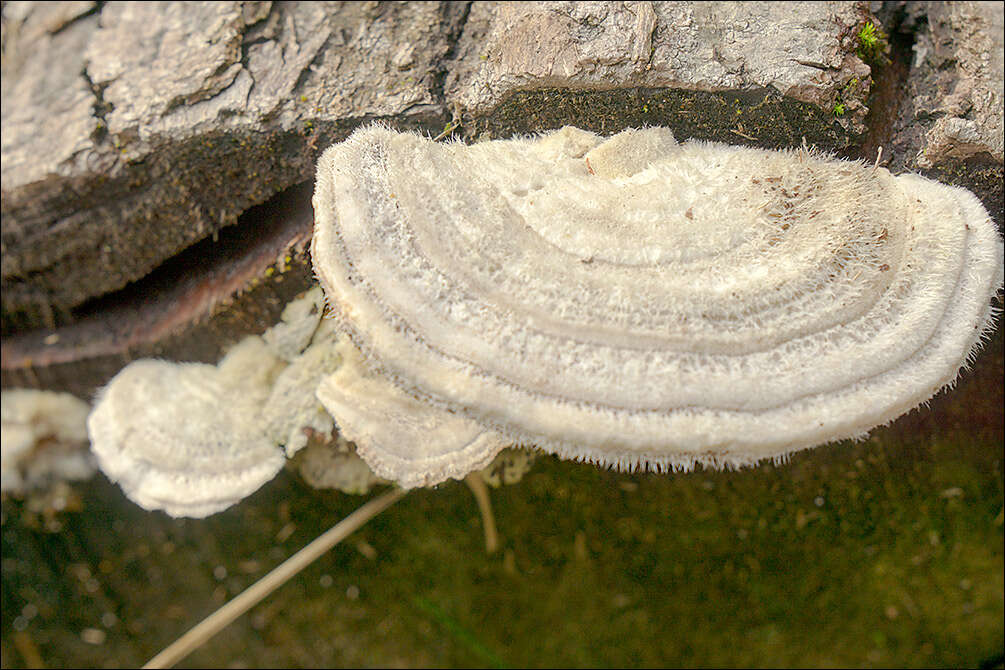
[446,1,873,132]
[891,1,1003,169]
[1,3,1003,666]
[887,1,1004,228]
[2,1,465,332]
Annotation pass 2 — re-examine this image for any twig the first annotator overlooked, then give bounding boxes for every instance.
[143,487,408,669]
[464,472,499,554]
[433,121,459,142]
[730,128,757,141]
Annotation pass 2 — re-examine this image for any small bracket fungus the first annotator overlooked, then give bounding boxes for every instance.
[311,124,1004,485]
[262,300,342,458]
[263,286,326,362]
[88,288,350,517]
[88,337,288,518]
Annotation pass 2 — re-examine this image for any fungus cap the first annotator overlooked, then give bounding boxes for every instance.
[261,289,343,457]
[317,337,509,489]
[87,337,287,518]
[85,289,388,516]
[311,124,1004,483]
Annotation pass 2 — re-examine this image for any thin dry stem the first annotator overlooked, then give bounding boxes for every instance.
[143,487,408,669]
[464,472,499,554]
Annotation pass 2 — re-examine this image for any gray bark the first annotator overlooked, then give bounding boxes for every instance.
[2,1,465,331]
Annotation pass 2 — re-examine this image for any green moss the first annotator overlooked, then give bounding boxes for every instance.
[856,21,889,65]
[462,87,855,151]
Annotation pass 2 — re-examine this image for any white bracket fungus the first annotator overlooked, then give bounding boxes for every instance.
[317,337,511,489]
[88,289,347,517]
[87,337,289,518]
[84,122,1004,514]
[88,283,519,515]
[311,123,1004,485]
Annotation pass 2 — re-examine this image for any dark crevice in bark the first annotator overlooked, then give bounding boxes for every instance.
[69,183,310,323]
[429,1,472,127]
[1,182,316,397]
[848,5,916,164]
[81,66,113,144]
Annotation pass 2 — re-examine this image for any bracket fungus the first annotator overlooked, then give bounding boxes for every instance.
[87,337,289,518]
[317,336,511,488]
[85,123,1003,516]
[311,124,1004,487]
[87,289,351,517]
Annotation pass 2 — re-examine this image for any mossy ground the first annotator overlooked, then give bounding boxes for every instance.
[2,329,1002,668]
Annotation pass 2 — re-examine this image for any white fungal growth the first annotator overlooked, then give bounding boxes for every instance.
[1,389,94,493]
[263,287,325,362]
[84,123,1003,509]
[89,283,518,515]
[317,337,510,489]
[88,337,288,518]
[262,307,342,458]
[297,435,387,495]
[87,288,351,517]
[311,124,1004,484]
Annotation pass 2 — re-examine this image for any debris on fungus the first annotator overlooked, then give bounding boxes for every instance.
[480,448,538,488]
